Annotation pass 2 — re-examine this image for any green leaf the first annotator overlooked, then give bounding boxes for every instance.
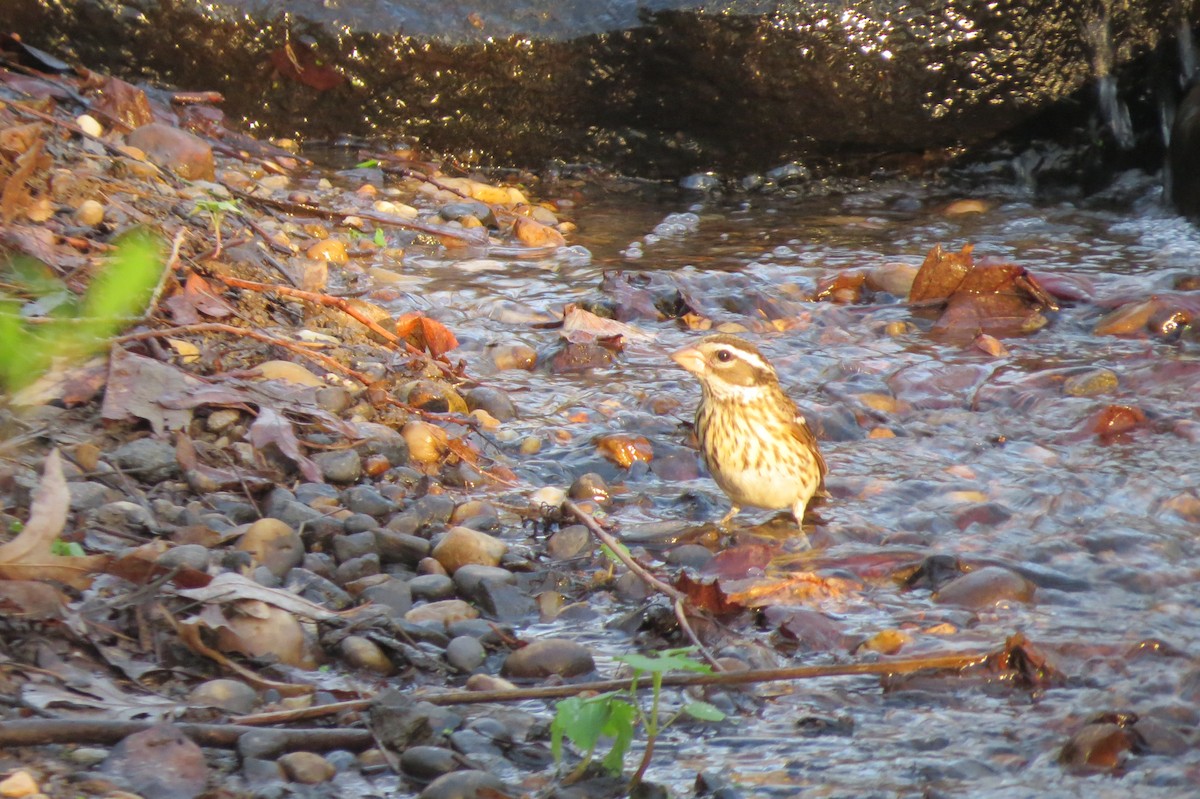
[681,701,726,722]
[81,230,164,329]
[50,539,85,557]
[615,647,713,676]
[552,693,617,763]
[600,541,630,564]
[374,227,387,247]
[599,699,637,774]
[355,158,380,168]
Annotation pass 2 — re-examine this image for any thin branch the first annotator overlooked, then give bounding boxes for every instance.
[0,719,372,750]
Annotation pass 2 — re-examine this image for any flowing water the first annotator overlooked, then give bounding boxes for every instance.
[373,167,1200,795]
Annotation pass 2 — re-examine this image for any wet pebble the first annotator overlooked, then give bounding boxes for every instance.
[188,679,258,714]
[471,581,537,622]
[448,729,503,757]
[354,421,411,465]
[432,527,508,573]
[568,473,610,504]
[413,493,457,527]
[343,512,379,533]
[501,638,595,679]
[443,461,485,488]
[1060,722,1132,771]
[90,500,154,532]
[287,569,353,609]
[313,449,363,483]
[236,518,304,577]
[933,566,1036,607]
[400,746,461,779]
[464,386,517,421]
[340,635,396,675]
[547,525,592,560]
[278,751,336,784]
[445,635,487,673]
[417,769,505,799]
[420,556,450,576]
[491,343,537,371]
[665,544,715,569]
[342,485,396,516]
[237,730,287,760]
[1063,368,1119,397]
[449,500,501,531]
[110,438,180,482]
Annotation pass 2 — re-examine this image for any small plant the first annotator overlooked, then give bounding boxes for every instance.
[0,230,164,393]
[551,646,726,791]
[191,197,242,256]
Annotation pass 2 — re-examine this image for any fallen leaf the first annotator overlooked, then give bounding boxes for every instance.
[909,243,974,303]
[163,271,235,324]
[248,406,322,482]
[395,312,459,357]
[0,450,107,588]
[595,434,653,468]
[560,304,652,344]
[101,347,201,434]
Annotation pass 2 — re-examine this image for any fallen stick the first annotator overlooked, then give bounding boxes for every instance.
[232,649,991,727]
[0,719,371,750]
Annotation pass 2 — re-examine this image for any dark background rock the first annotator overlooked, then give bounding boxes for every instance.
[0,1,1191,178]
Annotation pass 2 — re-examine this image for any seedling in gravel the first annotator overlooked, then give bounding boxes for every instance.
[191,197,242,256]
[551,646,725,791]
[0,230,163,392]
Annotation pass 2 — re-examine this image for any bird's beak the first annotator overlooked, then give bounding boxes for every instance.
[670,345,705,375]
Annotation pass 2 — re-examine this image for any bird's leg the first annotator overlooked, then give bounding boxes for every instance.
[790,498,812,550]
[718,505,740,528]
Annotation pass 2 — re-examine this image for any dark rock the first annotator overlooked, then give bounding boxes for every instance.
[313,449,363,483]
[292,483,339,505]
[109,438,180,482]
[443,461,484,488]
[547,525,592,560]
[664,543,714,569]
[375,529,431,564]
[343,512,380,533]
[472,581,536,622]
[445,635,487,673]
[370,695,460,750]
[408,573,456,601]
[385,510,423,536]
[447,618,511,645]
[101,723,208,799]
[448,730,503,758]
[400,746,462,779]
[342,485,397,517]
[933,566,1036,608]
[333,531,379,563]
[412,493,457,527]
[67,480,116,510]
[335,553,381,584]
[286,568,354,609]
[359,578,413,617]
[568,473,610,504]
[238,730,288,760]
[157,544,210,572]
[314,385,352,413]
[452,564,516,597]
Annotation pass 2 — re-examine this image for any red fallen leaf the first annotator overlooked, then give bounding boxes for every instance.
[700,543,776,579]
[444,436,481,466]
[674,571,744,616]
[909,242,975,303]
[934,291,1049,336]
[164,271,235,324]
[1091,404,1147,442]
[395,312,459,358]
[268,41,346,91]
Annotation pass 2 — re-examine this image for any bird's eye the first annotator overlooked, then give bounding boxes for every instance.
[714,349,733,363]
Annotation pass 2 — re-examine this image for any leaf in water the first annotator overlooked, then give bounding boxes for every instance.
[595,434,653,468]
[0,449,107,589]
[616,648,713,675]
[560,303,653,344]
[395,312,459,357]
[673,571,743,616]
[682,700,726,722]
[720,572,854,608]
[909,243,974,303]
[700,543,776,578]
[1091,404,1147,443]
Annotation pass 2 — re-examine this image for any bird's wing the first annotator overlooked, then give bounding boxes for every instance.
[790,413,828,485]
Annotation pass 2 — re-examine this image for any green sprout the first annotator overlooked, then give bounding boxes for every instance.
[551,647,725,791]
[191,197,242,256]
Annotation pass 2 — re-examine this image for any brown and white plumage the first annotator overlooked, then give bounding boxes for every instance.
[671,334,827,531]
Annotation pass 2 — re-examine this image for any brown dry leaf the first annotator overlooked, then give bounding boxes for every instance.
[595,434,653,468]
[0,449,107,589]
[0,122,44,155]
[101,347,201,434]
[673,572,744,616]
[175,571,344,621]
[163,270,235,324]
[814,271,869,304]
[0,580,67,619]
[1091,404,1147,442]
[1,134,46,223]
[513,216,566,248]
[395,312,459,357]
[700,543,777,579]
[248,407,322,483]
[560,304,652,344]
[909,243,974,303]
[934,292,1048,336]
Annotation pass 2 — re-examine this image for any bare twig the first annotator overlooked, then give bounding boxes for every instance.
[0,719,372,751]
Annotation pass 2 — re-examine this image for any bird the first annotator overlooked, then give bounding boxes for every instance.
[670,334,827,535]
